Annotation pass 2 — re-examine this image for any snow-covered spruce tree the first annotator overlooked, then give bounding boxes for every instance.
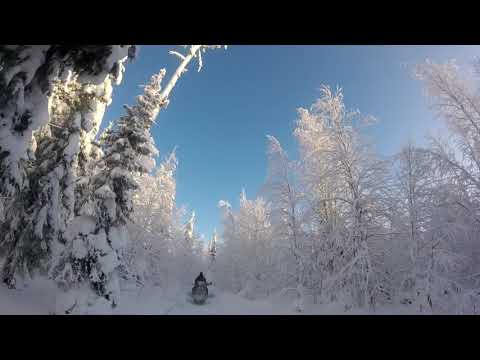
[1,76,117,287]
[49,70,166,308]
[0,45,52,215]
[50,45,226,310]
[0,46,135,288]
[0,46,135,217]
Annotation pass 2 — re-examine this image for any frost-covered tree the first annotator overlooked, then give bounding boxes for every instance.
[216,200,243,291]
[207,228,217,265]
[387,143,437,309]
[212,56,480,314]
[236,190,274,298]
[263,135,307,295]
[184,211,196,243]
[128,150,180,285]
[293,105,344,303]
[416,60,480,193]
[132,150,178,240]
[412,60,480,313]
[217,189,277,298]
[293,86,391,309]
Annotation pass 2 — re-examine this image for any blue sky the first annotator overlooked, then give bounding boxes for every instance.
[103,45,480,241]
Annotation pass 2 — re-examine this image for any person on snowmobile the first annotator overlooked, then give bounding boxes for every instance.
[194,272,208,287]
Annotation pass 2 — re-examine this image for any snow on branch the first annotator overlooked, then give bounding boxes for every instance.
[160,45,227,102]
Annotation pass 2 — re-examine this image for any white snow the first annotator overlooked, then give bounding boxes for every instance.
[109,226,129,251]
[2,46,49,88]
[0,277,60,315]
[0,275,417,315]
[97,250,119,275]
[65,216,96,239]
[72,238,88,259]
[95,184,116,199]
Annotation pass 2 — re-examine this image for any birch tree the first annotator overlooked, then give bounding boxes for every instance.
[294,86,389,308]
[264,135,307,297]
[414,59,480,313]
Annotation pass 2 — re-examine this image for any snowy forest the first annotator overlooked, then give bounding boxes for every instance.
[1,45,480,314]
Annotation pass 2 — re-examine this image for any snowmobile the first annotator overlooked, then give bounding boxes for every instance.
[191,280,212,305]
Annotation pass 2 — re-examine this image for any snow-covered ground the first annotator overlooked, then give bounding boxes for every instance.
[0,278,60,315]
[0,277,417,315]
[116,286,280,315]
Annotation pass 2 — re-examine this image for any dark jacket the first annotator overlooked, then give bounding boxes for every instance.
[195,273,207,286]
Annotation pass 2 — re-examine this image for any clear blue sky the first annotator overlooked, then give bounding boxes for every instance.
[103,45,480,241]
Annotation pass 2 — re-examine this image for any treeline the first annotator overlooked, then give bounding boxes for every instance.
[216,61,480,314]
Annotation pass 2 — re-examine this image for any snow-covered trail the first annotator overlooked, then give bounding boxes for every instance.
[0,278,416,315]
[114,286,411,315]
[168,291,279,315]
[0,280,290,314]
[114,286,288,315]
